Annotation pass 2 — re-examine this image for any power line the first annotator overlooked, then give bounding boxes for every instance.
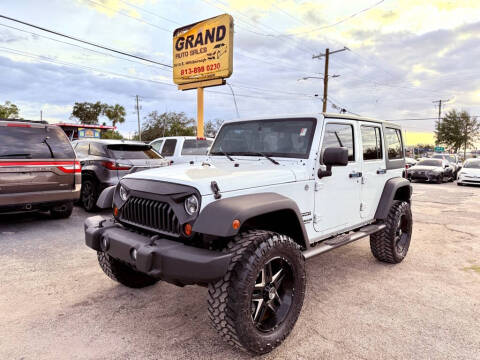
[0,14,172,68]
[118,0,182,25]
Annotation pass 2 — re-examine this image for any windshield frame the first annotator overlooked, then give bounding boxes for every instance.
[210,117,317,160]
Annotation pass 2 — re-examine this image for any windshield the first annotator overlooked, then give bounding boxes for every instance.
[210,118,316,159]
[181,139,213,155]
[417,159,442,167]
[107,144,161,159]
[464,161,480,169]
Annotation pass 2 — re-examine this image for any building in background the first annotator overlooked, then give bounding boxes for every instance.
[55,123,115,140]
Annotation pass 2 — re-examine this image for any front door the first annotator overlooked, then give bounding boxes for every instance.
[359,123,387,219]
[314,120,362,236]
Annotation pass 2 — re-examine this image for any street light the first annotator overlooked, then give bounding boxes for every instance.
[297,74,340,81]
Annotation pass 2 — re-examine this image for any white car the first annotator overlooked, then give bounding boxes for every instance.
[150,136,214,164]
[457,159,480,186]
[85,113,412,354]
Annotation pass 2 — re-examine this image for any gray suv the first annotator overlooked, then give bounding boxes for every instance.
[73,139,169,211]
[0,119,80,218]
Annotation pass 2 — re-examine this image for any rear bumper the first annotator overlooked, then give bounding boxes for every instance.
[84,216,232,286]
[0,185,81,208]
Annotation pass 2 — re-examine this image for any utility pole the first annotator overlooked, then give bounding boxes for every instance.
[135,95,142,141]
[432,99,450,125]
[313,47,349,112]
[40,110,43,121]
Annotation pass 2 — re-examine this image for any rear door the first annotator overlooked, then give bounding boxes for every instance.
[161,139,177,162]
[359,123,386,220]
[0,123,77,196]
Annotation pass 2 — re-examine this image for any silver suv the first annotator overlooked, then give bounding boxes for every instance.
[73,139,169,211]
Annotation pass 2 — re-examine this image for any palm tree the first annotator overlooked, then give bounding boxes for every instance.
[103,104,126,128]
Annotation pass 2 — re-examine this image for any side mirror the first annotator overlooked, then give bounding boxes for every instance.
[318,147,348,178]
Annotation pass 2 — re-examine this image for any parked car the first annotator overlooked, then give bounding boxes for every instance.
[408,158,454,183]
[0,119,80,218]
[457,159,480,186]
[72,139,169,211]
[149,136,214,164]
[431,153,461,176]
[85,113,412,354]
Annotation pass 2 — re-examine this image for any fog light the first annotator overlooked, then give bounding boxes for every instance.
[130,248,137,261]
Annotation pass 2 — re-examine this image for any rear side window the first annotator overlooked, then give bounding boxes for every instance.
[151,140,164,153]
[0,125,74,159]
[385,128,403,159]
[107,144,161,159]
[89,143,107,157]
[181,139,213,155]
[75,142,89,157]
[161,139,177,157]
[321,123,355,162]
[361,126,383,160]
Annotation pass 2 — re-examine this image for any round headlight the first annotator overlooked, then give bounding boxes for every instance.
[119,185,128,201]
[184,195,199,215]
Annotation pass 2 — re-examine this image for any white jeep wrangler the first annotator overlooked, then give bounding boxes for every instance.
[85,113,412,354]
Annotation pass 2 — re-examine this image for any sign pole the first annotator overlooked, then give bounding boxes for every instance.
[197,87,204,138]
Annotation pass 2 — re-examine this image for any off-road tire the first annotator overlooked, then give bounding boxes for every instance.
[50,201,74,219]
[97,251,159,288]
[207,230,306,355]
[370,200,412,264]
[81,178,99,212]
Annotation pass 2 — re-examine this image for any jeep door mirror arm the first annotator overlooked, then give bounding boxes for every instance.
[318,147,349,178]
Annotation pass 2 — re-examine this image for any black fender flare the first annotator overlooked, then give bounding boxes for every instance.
[192,193,309,248]
[374,177,412,220]
[96,185,115,209]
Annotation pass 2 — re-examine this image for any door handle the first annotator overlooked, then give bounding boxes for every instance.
[376,169,387,174]
[349,171,363,178]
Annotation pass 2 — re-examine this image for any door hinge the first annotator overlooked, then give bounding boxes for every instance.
[314,181,323,191]
[313,213,321,223]
[360,202,366,212]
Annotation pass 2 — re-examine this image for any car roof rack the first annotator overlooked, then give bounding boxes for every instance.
[0,118,49,124]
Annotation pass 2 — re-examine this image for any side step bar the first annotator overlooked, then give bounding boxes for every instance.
[303,223,386,260]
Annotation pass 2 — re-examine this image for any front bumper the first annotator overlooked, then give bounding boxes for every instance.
[408,172,441,182]
[84,216,232,286]
[457,176,480,185]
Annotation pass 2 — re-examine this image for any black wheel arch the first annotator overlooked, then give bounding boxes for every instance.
[374,177,412,220]
[192,193,310,250]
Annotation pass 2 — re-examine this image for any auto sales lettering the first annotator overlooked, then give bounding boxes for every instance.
[172,14,233,85]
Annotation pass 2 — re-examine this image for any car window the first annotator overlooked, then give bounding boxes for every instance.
[181,139,213,155]
[0,125,74,159]
[151,139,164,153]
[89,142,107,157]
[361,126,383,160]
[161,139,177,157]
[75,142,89,157]
[385,128,403,159]
[107,144,161,159]
[464,161,480,169]
[321,123,355,162]
[417,159,442,167]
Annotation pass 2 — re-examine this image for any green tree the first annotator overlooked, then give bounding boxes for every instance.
[435,109,480,157]
[0,101,20,119]
[135,111,195,141]
[205,119,224,138]
[71,101,104,124]
[101,130,124,140]
[103,104,126,127]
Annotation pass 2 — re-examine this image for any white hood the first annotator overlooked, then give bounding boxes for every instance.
[125,159,299,195]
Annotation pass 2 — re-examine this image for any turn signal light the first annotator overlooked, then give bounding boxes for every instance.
[113,207,119,217]
[232,219,240,230]
[184,223,192,236]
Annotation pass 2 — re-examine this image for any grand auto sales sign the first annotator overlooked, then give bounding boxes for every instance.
[173,14,233,85]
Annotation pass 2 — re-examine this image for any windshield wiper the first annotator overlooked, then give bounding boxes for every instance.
[0,153,32,158]
[210,151,234,161]
[238,151,279,165]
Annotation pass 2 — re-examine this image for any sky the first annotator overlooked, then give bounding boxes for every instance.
[0,0,479,145]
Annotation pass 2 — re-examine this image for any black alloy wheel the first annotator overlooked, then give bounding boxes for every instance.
[251,256,294,332]
[81,179,98,212]
[394,214,410,256]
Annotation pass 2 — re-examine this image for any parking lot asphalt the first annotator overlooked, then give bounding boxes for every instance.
[1,181,480,360]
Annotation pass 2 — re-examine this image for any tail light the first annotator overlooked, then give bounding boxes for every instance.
[102,161,132,171]
[57,161,81,173]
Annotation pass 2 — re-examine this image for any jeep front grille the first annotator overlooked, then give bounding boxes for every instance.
[120,197,181,235]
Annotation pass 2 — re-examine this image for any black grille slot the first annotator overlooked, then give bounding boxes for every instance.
[120,197,180,235]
